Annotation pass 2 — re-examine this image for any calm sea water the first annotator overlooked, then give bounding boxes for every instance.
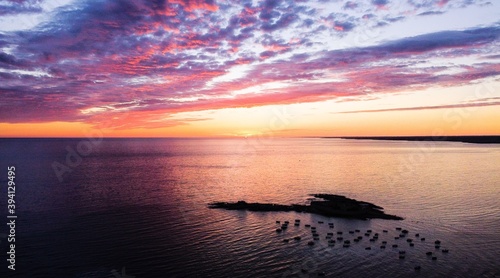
[0,138,499,277]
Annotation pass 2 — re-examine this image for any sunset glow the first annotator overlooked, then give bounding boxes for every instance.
[0,0,499,137]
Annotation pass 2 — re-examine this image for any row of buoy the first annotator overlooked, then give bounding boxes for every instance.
[275,220,450,273]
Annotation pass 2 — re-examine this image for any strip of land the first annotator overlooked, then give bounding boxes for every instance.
[325,136,500,144]
[208,194,403,220]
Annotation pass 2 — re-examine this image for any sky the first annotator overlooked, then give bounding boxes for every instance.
[0,0,499,138]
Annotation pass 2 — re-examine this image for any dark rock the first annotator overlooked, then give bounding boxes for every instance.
[208,194,403,220]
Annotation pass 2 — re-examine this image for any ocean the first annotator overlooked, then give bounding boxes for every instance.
[0,138,499,277]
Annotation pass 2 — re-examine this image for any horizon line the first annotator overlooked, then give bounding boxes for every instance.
[1,135,499,139]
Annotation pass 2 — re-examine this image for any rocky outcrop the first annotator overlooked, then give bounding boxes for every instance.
[208,194,403,220]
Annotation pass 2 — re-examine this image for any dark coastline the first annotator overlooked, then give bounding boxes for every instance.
[325,136,500,144]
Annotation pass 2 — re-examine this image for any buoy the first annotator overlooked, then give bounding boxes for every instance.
[410,243,415,247]
[305,224,311,228]
[426,251,432,256]
[442,249,449,253]
[365,247,371,250]
[415,233,420,237]
[421,238,426,241]
[308,241,314,246]
[432,256,437,260]
[383,230,388,233]
[435,240,441,245]
[392,244,398,248]
[294,236,301,241]
[276,228,282,233]
[380,245,386,249]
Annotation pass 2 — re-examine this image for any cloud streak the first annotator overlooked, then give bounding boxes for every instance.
[337,101,500,114]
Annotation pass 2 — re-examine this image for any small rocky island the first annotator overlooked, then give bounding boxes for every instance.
[208,194,403,220]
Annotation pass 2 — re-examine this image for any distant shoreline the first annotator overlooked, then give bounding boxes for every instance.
[325,136,500,144]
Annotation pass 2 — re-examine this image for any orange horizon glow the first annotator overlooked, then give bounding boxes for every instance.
[2,101,499,138]
[1,1,499,138]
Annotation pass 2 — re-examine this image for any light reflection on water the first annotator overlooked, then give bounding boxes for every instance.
[0,138,499,277]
